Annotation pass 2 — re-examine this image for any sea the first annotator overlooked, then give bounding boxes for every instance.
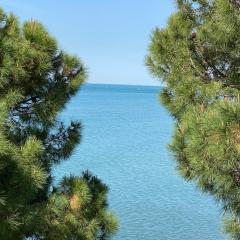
[54,83,225,240]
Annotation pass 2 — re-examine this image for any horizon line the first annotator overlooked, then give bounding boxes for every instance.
[85,82,162,88]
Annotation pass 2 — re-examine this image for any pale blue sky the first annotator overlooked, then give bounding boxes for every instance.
[1,1,175,86]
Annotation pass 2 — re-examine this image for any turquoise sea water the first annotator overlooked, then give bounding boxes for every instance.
[54,84,225,240]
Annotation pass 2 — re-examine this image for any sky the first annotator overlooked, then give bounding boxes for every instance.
[1,1,175,86]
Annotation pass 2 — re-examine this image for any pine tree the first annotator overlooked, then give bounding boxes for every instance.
[0,8,118,240]
[146,0,240,238]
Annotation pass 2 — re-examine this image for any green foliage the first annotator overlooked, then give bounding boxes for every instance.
[147,0,240,239]
[0,8,118,239]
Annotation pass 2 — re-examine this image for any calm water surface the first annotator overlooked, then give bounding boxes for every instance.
[54,84,225,240]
